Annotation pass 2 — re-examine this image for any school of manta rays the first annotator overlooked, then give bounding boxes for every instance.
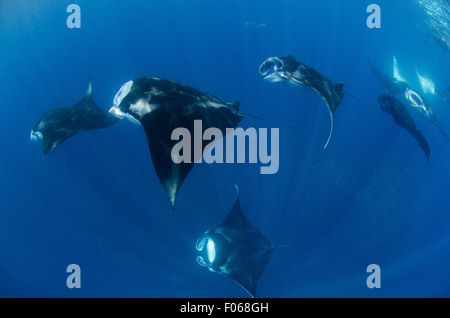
[30,54,450,297]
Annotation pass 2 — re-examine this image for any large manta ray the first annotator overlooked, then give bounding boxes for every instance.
[30,80,119,155]
[370,57,450,141]
[259,54,346,149]
[369,61,411,94]
[377,93,430,160]
[404,88,450,141]
[196,185,274,297]
[109,77,243,209]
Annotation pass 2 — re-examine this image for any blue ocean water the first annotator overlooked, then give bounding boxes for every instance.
[1,0,450,297]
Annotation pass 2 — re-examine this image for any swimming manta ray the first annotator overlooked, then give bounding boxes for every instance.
[370,57,450,141]
[109,77,243,209]
[368,61,411,94]
[196,185,274,297]
[404,87,450,141]
[30,80,119,155]
[259,54,346,149]
[378,93,430,160]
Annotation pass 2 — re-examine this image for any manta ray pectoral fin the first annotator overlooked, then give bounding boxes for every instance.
[226,102,240,113]
[413,130,431,161]
[43,139,59,156]
[416,68,436,95]
[85,79,93,100]
[321,83,347,149]
[321,83,343,150]
[234,279,257,298]
[323,109,334,149]
[393,56,406,83]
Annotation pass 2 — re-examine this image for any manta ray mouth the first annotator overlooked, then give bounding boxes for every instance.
[405,88,427,112]
[259,57,288,83]
[196,235,217,269]
[108,106,126,118]
[259,57,284,76]
[30,130,43,142]
[109,80,143,125]
[263,72,285,83]
[108,105,142,126]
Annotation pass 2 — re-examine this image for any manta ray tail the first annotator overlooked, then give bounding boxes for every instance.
[228,99,296,128]
[272,244,289,251]
[344,90,368,109]
[237,110,296,129]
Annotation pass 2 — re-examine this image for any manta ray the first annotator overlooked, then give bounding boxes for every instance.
[378,93,430,160]
[109,77,243,209]
[196,185,274,297]
[404,88,450,141]
[370,57,450,141]
[369,61,411,94]
[30,80,119,155]
[259,54,346,149]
